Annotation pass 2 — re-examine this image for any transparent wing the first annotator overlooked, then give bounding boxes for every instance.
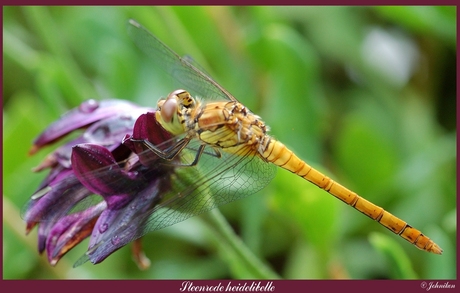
[25,134,276,226]
[128,19,236,102]
[147,141,276,230]
[93,138,277,244]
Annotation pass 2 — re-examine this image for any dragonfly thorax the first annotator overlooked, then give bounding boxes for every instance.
[156,89,272,156]
[195,99,271,156]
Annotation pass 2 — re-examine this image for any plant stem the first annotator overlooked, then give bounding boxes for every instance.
[204,208,280,279]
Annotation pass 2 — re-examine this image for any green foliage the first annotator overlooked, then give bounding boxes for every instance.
[3,6,455,279]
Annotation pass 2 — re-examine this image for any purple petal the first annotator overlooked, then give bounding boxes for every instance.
[83,113,139,148]
[123,112,173,166]
[86,178,162,264]
[71,144,140,196]
[31,99,150,154]
[87,194,135,249]
[23,171,94,252]
[23,169,90,224]
[45,202,106,265]
[32,112,140,172]
[33,137,88,172]
[132,112,172,145]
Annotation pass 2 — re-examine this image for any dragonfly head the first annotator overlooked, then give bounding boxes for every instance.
[156,89,195,135]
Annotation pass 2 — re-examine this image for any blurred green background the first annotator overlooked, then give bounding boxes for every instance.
[3,6,456,280]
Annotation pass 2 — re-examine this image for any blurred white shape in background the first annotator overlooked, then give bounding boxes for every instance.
[361,27,420,88]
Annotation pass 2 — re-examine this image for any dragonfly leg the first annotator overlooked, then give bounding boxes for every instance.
[130,137,191,161]
[178,145,221,167]
[158,143,206,167]
[185,144,206,167]
[131,138,214,167]
[187,145,221,159]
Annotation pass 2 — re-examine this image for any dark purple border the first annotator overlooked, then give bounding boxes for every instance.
[1,280,459,292]
[1,4,458,293]
[1,1,458,5]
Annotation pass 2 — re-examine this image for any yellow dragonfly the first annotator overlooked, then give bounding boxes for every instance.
[127,19,442,254]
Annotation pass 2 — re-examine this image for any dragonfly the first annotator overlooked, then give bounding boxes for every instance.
[125,19,442,255]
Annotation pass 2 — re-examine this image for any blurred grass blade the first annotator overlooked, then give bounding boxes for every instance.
[369,232,418,279]
[204,209,280,279]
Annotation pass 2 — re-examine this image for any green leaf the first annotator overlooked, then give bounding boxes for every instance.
[369,232,418,279]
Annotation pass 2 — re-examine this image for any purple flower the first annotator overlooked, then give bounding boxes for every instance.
[24,99,174,268]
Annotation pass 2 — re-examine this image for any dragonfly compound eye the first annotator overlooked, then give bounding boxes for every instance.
[160,96,178,124]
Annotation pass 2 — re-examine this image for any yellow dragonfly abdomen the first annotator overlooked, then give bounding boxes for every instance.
[263,138,443,254]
